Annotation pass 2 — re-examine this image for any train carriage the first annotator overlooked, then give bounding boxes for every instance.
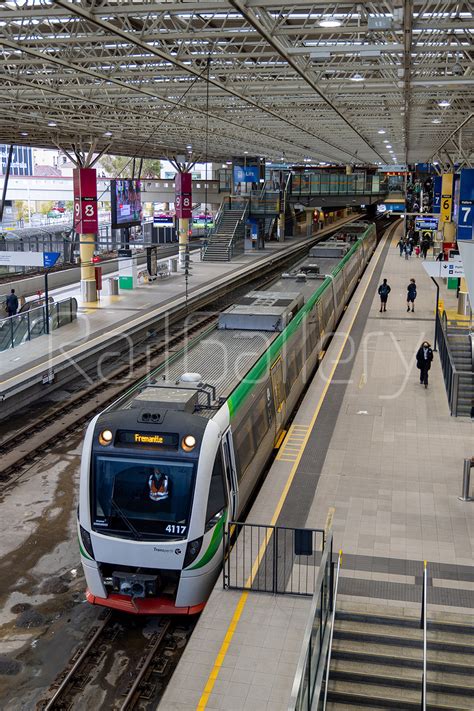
[78,221,376,614]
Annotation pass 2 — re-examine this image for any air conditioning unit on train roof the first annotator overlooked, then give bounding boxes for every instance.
[218,291,304,332]
[309,242,350,259]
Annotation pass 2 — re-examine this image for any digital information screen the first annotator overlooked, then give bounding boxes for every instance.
[111,179,143,229]
[115,430,179,450]
[415,217,439,231]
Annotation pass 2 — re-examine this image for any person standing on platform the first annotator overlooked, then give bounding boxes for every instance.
[421,239,430,259]
[406,279,417,312]
[416,341,433,388]
[397,238,404,256]
[378,279,391,313]
[6,289,18,317]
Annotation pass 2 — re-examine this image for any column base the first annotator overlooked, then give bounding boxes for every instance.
[81,279,97,303]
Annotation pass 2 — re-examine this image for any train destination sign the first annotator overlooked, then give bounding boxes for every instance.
[116,430,179,449]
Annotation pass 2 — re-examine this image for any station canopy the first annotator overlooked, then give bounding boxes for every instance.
[0,1,472,166]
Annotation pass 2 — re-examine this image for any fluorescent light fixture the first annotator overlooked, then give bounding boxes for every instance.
[378,129,386,134]
[319,18,342,27]
[383,139,389,143]
[186,144,192,149]
[432,119,441,124]
[386,145,392,148]
[103,131,112,137]
[21,131,28,136]
[244,150,249,154]
[438,100,451,107]
[47,121,57,127]
[350,73,365,82]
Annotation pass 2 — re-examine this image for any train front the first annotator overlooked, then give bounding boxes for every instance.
[78,393,225,615]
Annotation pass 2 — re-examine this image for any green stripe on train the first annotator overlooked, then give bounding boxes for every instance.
[187,509,228,570]
[227,225,371,418]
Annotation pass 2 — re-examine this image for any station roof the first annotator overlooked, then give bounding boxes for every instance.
[0,1,472,166]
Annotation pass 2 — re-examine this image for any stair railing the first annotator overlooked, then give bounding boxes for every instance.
[322,549,343,711]
[420,560,428,711]
[227,199,249,260]
[436,310,460,415]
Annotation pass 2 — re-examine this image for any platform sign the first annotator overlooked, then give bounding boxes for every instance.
[456,169,474,241]
[0,251,60,268]
[175,172,192,219]
[432,176,442,214]
[73,168,98,234]
[458,241,474,307]
[440,173,453,223]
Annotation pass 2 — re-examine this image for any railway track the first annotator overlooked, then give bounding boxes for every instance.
[37,612,192,711]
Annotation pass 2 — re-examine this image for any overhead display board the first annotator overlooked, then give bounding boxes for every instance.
[415,217,438,231]
[111,179,142,229]
[456,168,474,241]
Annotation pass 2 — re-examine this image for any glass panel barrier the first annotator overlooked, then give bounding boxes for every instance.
[0,297,78,351]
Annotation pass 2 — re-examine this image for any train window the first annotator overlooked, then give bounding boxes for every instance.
[233,417,255,479]
[206,451,227,522]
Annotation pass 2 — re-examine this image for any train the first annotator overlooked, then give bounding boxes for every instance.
[78,221,377,614]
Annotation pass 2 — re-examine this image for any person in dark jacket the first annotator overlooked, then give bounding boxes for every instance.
[5,289,18,317]
[378,279,391,313]
[416,341,433,388]
[421,239,430,259]
[406,279,417,312]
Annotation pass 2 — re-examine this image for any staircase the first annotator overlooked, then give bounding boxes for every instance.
[446,327,474,417]
[326,601,474,710]
[202,207,246,262]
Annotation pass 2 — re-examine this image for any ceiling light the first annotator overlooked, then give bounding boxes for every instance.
[386,145,392,148]
[319,18,342,27]
[186,144,192,149]
[20,131,28,136]
[383,140,389,143]
[378,129,386,134]
[244,150,249,154]
[103,131,112,137]
[350,73,365,82]
[47,121,57,127]
[432,119,441,124]
[438,100,450,108]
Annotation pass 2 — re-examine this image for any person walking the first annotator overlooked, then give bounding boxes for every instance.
[378,279,391,313]
[397,238,404,256]
[5,289,18,317]
[421,239,429,259]
[416,341,433,388]
[406,278,417,312]
[404,242,411,260]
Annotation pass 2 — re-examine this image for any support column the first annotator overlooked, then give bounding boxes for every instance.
[79,233,97,302]
[178,218,190,263]
[175,170,192,265]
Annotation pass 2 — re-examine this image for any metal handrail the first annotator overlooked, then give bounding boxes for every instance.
[322,549,343,710]
[421,561,428,711]
[228,199,249,258]
[288,531,333,711]
[436,310,460,415]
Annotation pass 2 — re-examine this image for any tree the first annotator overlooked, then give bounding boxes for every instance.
[39,200,55,215]
[14,200,28,222]
[98,154,161,179]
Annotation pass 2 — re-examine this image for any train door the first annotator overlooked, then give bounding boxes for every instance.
[222,429,238,520]
[270,356,286,436]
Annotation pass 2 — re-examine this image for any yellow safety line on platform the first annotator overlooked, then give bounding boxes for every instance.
[196,231,390,711]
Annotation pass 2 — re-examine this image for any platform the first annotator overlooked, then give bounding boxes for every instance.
[0,216,357,415]
[159,224,474,711]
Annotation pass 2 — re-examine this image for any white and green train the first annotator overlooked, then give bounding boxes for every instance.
[79,221,377,614]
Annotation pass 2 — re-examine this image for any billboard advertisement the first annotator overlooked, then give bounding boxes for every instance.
[0,145,33,176]
[111,179,142,229]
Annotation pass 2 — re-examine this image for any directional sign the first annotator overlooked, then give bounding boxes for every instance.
[422,260,464,278]
[440,173,453,223]
[456,168,474,241]
[432,176,441,214]
[0,251,60,268]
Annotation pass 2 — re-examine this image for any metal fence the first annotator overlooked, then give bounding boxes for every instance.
[223,522,326,596]
[0,297,78,351]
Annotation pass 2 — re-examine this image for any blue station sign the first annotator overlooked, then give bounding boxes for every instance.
[456,169,474,241]
[432,176,442,214]
[43,252,61,268]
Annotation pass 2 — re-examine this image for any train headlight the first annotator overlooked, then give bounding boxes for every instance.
[182,434,196,452]
[98,429,113,446]
[183,537,203,567]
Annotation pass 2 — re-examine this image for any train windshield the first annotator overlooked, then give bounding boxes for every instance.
[92,456,195,539]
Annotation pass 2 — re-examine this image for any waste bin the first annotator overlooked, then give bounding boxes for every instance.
[108,277,119,296]
[168,258,178,273]
[458,291,471,316]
